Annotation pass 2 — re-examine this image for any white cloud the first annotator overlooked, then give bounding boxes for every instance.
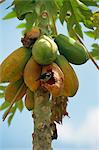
[56,108,99,147]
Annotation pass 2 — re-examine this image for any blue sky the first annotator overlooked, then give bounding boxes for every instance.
[0,1,99,150]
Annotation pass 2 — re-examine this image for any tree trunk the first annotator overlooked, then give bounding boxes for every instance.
[32,88,52,150]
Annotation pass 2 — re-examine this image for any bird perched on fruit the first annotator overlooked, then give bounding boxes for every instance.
[36,72,52,82]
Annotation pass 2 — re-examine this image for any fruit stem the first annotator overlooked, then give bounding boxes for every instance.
[32,88,52,150]
[88,52,99,70]
[52,16,57,35]
[2,83,25,121]
[75,33,99,70]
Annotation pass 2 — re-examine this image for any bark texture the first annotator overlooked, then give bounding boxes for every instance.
[33,88,52,150]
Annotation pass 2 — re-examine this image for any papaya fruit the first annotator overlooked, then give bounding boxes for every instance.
[41,63,64,97]
[55,55,79,97]
[5,78,27,103]
[24,57,42,92]
[25,89,34,111]
[32,35,58,65]
[54,34,89,65]
[0,47,31,83]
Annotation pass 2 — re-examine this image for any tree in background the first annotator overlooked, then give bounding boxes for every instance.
[0,0,99,150]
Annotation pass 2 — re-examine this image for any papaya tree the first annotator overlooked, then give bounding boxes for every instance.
[0,0,99,150]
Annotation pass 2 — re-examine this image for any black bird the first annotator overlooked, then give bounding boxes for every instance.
[36,72,52,82]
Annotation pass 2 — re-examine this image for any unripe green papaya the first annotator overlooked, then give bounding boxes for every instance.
[55,55,79,97]
[0,47,31,83]
[25,89,34,111]
[54,34,89,65]
[24,57,42,92]
[5,78,27,103]
[32,35,58,65]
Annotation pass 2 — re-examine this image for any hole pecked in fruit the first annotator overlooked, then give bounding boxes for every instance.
[46,75,56,85]
[41,63,64,97]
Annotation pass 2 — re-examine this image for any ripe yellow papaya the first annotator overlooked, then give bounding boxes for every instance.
[24,57,42,92]
[32,35,58,65]
[41,63,64,97]
[25,89,34,111]
[5,78,27,103]
[55,55,79,97]
[0,47,31,83]
[54,34,89,65]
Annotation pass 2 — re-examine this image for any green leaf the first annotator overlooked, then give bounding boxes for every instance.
[8,114,14,126]
[90,43,99,60]
[54,0,64,9]
[60,0,84,38]
[0,92,4,98]
[3,11,16,20]
[75,23,83,38]
[84,31,95,38]
[0,85,6,91]
[94,28,99,39]
[70,0,93,30]
[7,104,17,126]
[14,0,35,20]
[16,100,24,112]
[16,23,26,28]
[59,0,70,24]
[44,0,57,16]
[80,0,98,6]
[25,12,37,31]
[0,101,10,111]
[92,11,99,27]
[60,0,93,38]
[85,28,99,39]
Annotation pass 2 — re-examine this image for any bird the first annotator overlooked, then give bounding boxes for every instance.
[36,72,52,82]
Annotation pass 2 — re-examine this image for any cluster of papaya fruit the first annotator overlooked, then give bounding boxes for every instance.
[0,27,89,121]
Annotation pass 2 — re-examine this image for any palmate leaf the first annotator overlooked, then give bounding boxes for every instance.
[13,0,35,20]
[84,11,99,39]
[92,11,99,28]
[90,43,99,60]
[35,0,58,16]
[59,0,93,38]
[59,0,70,25]
[25,12,37,31]
[85,30,95,38]
[80,0,98,6]
[60,0,83,38]
[54,0,64,8]
[85,28,99,39]
[44,0,58,16]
